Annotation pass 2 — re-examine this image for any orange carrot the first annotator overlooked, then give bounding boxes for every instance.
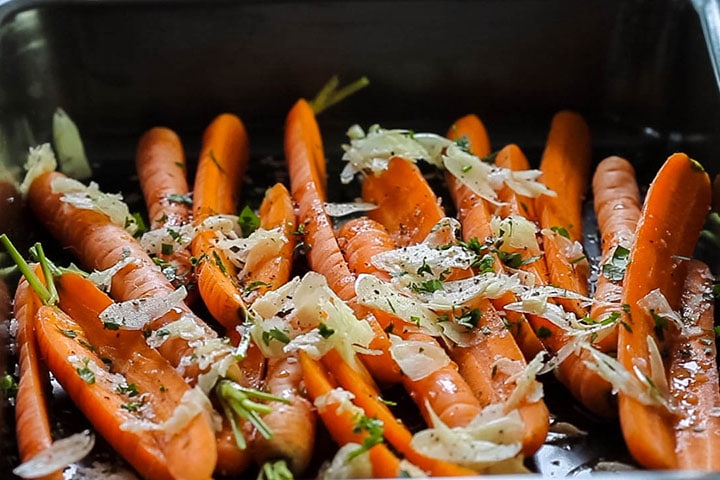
[285,99,402,385]
[241,182,297,304]
[618,152,711,469]
[445,119,546,360]
[248,354,316,474]
[320,349,476,477]
[669,260,720,470]
[26,171,225,383]
[191,113,251,330]
[494,144,540,223]
[589,156,642,351]
[135,126,193,288]
[362,157,445,247]
[534,111,592,318]
[35,303,217,480]
[13,276,62,480]
[448,114,491,157]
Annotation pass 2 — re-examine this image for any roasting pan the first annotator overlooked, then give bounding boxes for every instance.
[1,0,720,478]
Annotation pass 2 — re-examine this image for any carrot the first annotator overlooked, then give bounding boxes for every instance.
[35,303,217,480]
[336,217,483,428]
[447,114,491,157]
[618,152,711,469]
[494,144,539,223]
[26,171,224,382]
[534,111,592,318]
[589,156,642,351]
[191,113,251,330]
[669,259,720,470]
[248,354,316,475]
[241,182,297,304]
[362,156,445,247]
[13,276,62,480]
[321,349,478,477]
[285,99,402,385]
[135,127,193,288]
[297,351,400,473]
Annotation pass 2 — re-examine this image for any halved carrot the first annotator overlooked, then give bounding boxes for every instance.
[191,113,251,330]
[13,276,62,480]
[669,259,720,470]
[35,303,217,480]
[362,156,445,247]
[494,144,540,223]
[618,152,711,469]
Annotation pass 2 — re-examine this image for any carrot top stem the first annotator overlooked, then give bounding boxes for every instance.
[259,459,294,480]
[216,379,292,449]
[0,235,54,304]
[308,75,370,115]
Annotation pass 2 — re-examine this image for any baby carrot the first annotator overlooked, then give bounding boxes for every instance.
[618,152,711,469]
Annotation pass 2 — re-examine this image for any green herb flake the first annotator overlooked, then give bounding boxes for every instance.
[161,243,174,255]
[348,416,385,460]
[212,251,228,275]
[207,149,225,173]
[416,259,432,276]
[602,245,630,281]
[455,136,471,153]
[461,164,473,173]
[116,383,140,397]
[550,225,570,239]
[103,320,121,331]
[318,323,335,339]
[245,280,271,293]
[76,359,96,384]
[166,193,193,206]
[0,374,18,398]
[238,205,260,237]
[78,339,96,352]
[262,327,291,346]
[57,327,78,338]
[411,279,444,293]
[457,308,482,329]
[536,326,552,339]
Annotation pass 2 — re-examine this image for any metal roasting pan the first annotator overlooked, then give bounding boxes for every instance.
[2,0,720,478]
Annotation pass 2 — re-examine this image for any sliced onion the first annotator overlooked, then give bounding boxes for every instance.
[99,287,187,330]
[13,430,95,478]
[324,201,377,217]
[20,143,57,195]
[389,334,450,381]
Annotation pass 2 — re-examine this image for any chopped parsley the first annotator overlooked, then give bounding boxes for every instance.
[116,383,140,397]
[410,279,444,293]
[416,259,432,276]
[103,320,121,330]
[602,245,630,281]
[212,251,228,275]
[0,374,18,399]
[161,243,174,255]
[207,149,225,173]
[318,323,335,339]
[650,309,669,341]
[262,328,291,346]
[166,193,193,206]
[238,205,260,237]
[473,253,496,274]
[536,326,552,339]
[457,308,482,329]
[348,416,385,460]
[76,358,95,384]
[550,225,570,239]
[494,250,541,269]
[245,280,271,293]
[454,135,472,153]
[57,327,78,338]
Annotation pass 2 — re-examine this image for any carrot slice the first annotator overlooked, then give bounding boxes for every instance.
[618,152,711,469]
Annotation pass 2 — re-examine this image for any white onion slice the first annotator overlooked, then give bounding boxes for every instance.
[13,430,95,478]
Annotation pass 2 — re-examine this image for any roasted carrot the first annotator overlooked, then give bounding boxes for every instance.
[618,152,711,469]
[248,354,315,475]
[448,114,491,157]
[241,182,297,304]
[589,155,642,350]
[362,157,445,247]
[26,171,228,383]
[669,259,720,470]
[135,126,193,288]
[285,99,402,385]
[337,217,483,428]
[445,119,546,360]
[35,303,217,480]
[13,276,62,480]
[534,111,592,317]
[494,144,540,223]
[191,113,251,330]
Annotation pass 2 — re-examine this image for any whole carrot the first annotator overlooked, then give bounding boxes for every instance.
[13,276,62,480]
[135,127,194,289]
[618,152,711,469]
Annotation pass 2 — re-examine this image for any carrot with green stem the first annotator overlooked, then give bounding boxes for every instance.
[285,90,402,386]
[617,152,711,469]
[1,236,62,480]
[135,126,193,289]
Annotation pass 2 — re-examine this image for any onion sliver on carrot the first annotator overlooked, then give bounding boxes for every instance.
[618,153,711,469]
